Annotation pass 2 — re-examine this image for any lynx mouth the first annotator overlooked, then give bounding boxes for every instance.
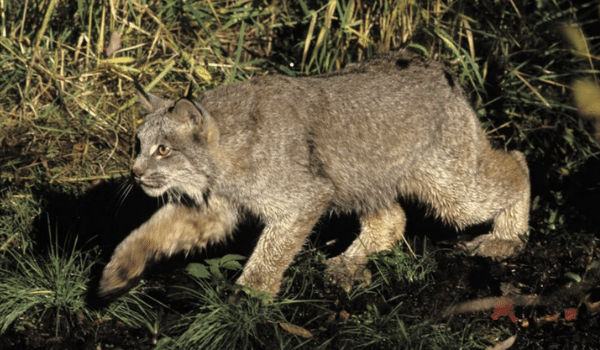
[138,181,162,189]
[138,181,167,197]
[134,175,162,189]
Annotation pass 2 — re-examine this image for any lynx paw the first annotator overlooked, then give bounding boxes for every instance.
[235,271,279,299]
[325,256,371,292]
[460,234,525,260]
[98,254,147,298]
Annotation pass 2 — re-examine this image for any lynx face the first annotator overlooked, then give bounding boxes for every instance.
[132,98,218,205]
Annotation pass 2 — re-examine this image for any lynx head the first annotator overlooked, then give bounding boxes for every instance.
[132,87,219,205]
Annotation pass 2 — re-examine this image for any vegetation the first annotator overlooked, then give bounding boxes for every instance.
[1,0,599,349]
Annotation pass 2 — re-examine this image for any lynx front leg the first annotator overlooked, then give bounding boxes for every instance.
[326,203,406,291]
[98,198,237,297]
[236,211,323,297]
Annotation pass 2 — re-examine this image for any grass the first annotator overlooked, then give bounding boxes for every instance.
[155,244,481,350]
[1,0,600,349]
[0,237,90,337]
[164,279,289,350]
[0,231,162,341]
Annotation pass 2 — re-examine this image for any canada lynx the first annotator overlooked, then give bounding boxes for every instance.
[98,51,530,297]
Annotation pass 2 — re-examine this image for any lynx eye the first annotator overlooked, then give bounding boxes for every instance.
[156,145,170,157]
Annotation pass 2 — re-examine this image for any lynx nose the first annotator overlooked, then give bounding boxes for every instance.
[132,167,144,179]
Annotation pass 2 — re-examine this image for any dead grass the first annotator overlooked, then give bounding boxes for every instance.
[0,0,468,193]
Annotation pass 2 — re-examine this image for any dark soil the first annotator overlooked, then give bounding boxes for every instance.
[2,235,599,349]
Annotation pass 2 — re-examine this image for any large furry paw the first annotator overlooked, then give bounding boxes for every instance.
[98,253,147,298]
[235,270,280,299]
[325,255,371,292]
[460,234,525,260]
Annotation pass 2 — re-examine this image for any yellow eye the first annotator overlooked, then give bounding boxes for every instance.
[157,145,170,156]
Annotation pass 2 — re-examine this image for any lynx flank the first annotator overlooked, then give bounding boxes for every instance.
[98,51,530,298]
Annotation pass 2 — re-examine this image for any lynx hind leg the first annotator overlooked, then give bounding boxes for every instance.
[98,199,237,297]
[464,150,530,259]
[326,203,406,291]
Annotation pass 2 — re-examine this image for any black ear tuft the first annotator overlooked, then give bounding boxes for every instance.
[133,77,146,97]
[134,77,173,113]
[184,80,195,100]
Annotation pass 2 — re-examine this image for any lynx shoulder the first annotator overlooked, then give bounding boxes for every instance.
[99,50,530,297]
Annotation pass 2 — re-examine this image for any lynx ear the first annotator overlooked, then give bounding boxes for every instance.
[171,99,219,144]
[171,99,203,124]
[134,80,172,113]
